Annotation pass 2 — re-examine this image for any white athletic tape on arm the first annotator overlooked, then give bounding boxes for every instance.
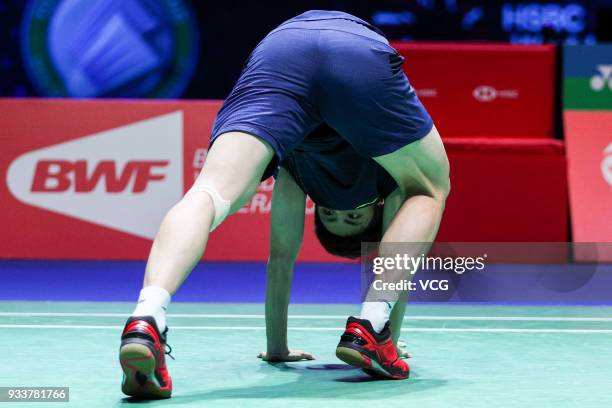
[188,184,231,231]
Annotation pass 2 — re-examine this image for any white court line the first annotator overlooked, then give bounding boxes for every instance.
[1,324,612,333]
[1,312,612,322]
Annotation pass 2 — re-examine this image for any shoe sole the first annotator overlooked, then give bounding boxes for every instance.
[336,346,408,380]
[119,343,171,399]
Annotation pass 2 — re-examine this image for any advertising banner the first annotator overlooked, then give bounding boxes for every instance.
[563,45,612,261]
[392,42,556,138]
[1,99,568,262]
[0,99,335,261]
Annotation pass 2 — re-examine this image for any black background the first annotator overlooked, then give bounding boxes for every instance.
[1,0,610,98]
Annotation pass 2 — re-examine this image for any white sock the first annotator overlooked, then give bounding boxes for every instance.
[133,286,171,331]
[360,301,396,333]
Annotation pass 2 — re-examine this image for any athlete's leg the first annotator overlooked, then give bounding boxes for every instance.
[389,290,407,344]
[119,132,274,399]
[143,132,274,294]
[121,17,321,398]
[317,28,448,378]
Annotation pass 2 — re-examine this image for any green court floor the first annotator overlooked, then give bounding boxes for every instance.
[1,302,611,408]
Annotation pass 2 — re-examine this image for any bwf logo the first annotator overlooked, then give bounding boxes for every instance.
[590,65,612,92]
[31,160,169,193]
[7,112,184,239]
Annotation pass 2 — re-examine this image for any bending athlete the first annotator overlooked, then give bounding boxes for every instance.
[118,10,450,398]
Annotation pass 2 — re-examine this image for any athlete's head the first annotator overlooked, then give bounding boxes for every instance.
[314,203,384,259]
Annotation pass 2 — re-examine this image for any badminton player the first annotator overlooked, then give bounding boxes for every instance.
[119,10,449,398]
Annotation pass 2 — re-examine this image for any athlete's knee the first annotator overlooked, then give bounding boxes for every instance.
[186,182,231,231]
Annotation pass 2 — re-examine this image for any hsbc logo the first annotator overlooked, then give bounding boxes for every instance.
[7,111,183,239]
[473,85,519,102]
[473,85,497,102]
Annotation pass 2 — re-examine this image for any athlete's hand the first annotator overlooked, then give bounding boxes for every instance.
[257,349,315,362]
[396,340,411,359]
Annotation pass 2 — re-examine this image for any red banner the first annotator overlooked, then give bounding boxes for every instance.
[0,99,336,261]
[1,99,568,262]
[564,110,612,260]
[392,42,556,139]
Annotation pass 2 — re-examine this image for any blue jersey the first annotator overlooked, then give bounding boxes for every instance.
[280,124,397,210]
[211,11,433,210]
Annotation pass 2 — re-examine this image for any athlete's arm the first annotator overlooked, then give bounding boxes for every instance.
[376,125,449,244]
[380,188,413,353]
[257,168,314,362]
[372,125,450,306]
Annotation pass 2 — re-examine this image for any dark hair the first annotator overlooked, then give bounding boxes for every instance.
[314,204,384,259]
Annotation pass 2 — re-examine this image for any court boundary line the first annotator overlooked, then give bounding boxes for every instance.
[1,324,612,334]
[1,312,612,322]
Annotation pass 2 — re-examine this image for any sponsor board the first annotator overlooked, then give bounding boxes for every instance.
[563,45,612,110]
[392,42,555,138]
[7,112,183,240]
[563,45,612,261]
[1,98,569,261]
[0,99,338,261]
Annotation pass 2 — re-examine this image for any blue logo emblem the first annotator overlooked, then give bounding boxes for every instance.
[21,0,199,98]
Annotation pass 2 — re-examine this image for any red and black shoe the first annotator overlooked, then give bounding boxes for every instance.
[336,316,409,380]
[119,316,173,399]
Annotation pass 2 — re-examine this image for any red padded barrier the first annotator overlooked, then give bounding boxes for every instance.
[392,42,556,139]
[438,138,568,242]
